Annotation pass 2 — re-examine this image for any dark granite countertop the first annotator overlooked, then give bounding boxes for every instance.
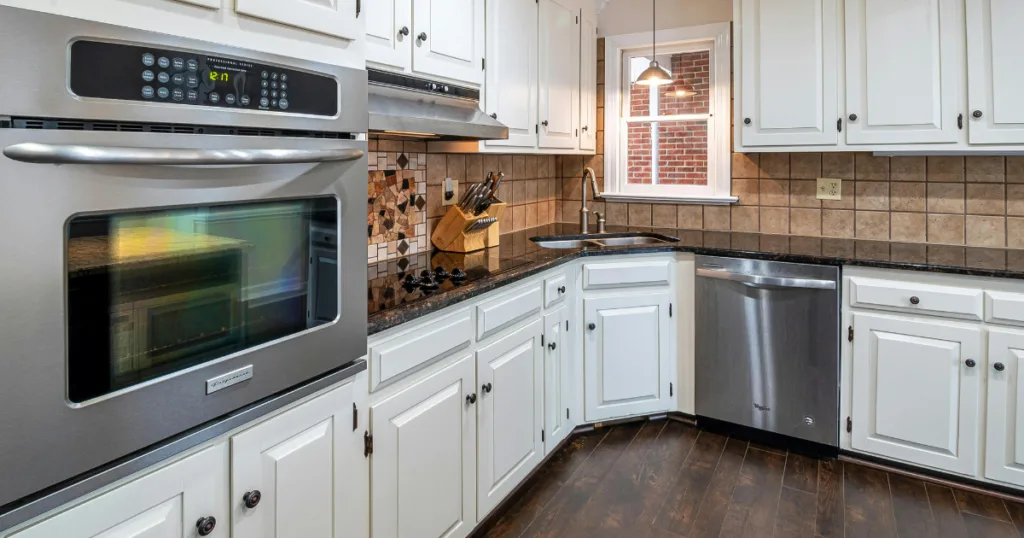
[367,223,1024,335]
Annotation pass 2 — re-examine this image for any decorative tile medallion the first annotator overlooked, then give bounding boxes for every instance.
[367,152,427,263]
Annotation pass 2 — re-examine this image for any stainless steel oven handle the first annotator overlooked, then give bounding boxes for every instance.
[696,268,836,290]
[2,143,364,165]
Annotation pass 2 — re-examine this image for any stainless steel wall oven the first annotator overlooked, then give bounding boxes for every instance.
[0,6,368,521]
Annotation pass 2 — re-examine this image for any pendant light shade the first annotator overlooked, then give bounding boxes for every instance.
[634,0,673,87]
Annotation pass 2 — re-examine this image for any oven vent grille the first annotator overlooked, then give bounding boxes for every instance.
[1,117,357,140]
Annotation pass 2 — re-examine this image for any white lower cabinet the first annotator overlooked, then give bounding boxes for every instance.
[544,307,574,453]
[11,445,228,538]
[584,292,674,422]
[230,381,364,538]
[476,320,544,517]
[850,313,983,476]
[370,356,477,538]
[986,328,1024,486]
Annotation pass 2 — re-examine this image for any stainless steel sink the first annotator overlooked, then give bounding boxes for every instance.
[531,239,591,249]
[585,236,675,247]
[530,233,679,249]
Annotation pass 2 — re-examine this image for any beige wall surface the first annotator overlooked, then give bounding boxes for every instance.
[597,0,732,37]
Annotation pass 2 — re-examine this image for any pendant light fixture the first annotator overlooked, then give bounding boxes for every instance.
[635,0,673,86]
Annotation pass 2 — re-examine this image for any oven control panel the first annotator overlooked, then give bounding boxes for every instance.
[69,40,338,117]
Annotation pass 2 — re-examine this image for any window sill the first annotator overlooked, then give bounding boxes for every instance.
[597,192,738,205]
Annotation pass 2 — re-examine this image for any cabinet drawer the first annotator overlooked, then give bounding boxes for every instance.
[544,273,568,308]
[986,291,1024,327]
[477,283,543,340]
[848,277,983,321]
[582,259,672,290]
[369,309,473,391]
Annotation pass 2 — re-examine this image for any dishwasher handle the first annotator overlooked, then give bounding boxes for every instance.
[696,268,836,290]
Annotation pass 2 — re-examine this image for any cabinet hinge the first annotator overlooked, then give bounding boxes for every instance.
[846,417,852,433]
[364,431,373,457]
[576,15,579,23]
[536,124,539,134]
[837,118,842,132]
[958,113,964,130]
[848,326,854,342]
[669,303,673,317]
[542,429,546,443]
[541,334,545,346]
[482,58,486,70]
[670,382,674,397]
[352,403,358,431]
[566,320,569,331]
[567,408,570,420]
[575,129,579,137]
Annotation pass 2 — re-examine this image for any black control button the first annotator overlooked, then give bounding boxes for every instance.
[260,97,270,107]
[279,99,289,110]
[157,72,170,84]
[271,90,278,98]
[261,89,269,97]
[187,89,198,101]
[261,80,269,88]
[157,56,170,69]
[157,87,169,99]
[271,99,278,107]
[209,92,220,104]
[270,81,278,89]
[142,70,155,82]
[280,74,287,82]
[261,71,269,79]
[280,83,288,91]
[172,73,185,85]
[172,57,185,70]
[240,95,251,106]
[172,88,184,101]
[225,94,236,105]
[186,74,199,88]
[187,59,199,72]
[142,86,155,99]
[271,72,278,80]
[142,53,155,67]
[280,91,287,99]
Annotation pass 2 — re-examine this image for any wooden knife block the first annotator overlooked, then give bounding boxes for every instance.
[430,201,506,253]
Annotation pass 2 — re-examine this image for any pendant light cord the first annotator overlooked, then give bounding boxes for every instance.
[652,0,657,59]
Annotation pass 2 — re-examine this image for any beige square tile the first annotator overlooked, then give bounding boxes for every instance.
[446,154,466,183]
[652,204,677,227]
[677,205,703,229]
[512,181,527,206]
[928,214,966,245]
[704,206,731,230]
[561,155,584,179]
[927,183,965,214]
[513,155,534,180]
[1008,184,1024,216]
[855,211,889,240]
[760,179,790,206]
[759,153,790,179]
[790,208,822,236]
[427,185,445,218]
[732,179,760,205]
[466,155,484,181]
[790,153,822,179]
[525,203,538,228]
[927,156,965,182]
[378,139,403,152]
[512,205,526,231]
[426,154,447,185]
[585,154,604,178]
[855,181,890,210]
[731,206,760,232]
[1008,157,1024,184]
[966,156,1005,183]
[822,153,855,179]
[890,212,927,243]
[606,202,628,225]
[628,203,652,226]
[855,154,890,181]
[821,180,855,210]
[538,200,551,225]
[890,156,927,182]
[403,141,427,153]
[790,180,821,208]
[760,207,790,234]
[890,182,926,212]
[526,180,539,204]
[966,184,1005,215]
[823,210,854,238]
[966,215,1006,247]
[1009,218,1024,248]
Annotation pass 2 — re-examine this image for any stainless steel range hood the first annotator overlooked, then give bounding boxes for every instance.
[368,69,508,141]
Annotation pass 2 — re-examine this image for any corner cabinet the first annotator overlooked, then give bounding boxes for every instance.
[544,306,575,453]
[538,0,580,150]
[483,0,539,149]
[578,11,598,152]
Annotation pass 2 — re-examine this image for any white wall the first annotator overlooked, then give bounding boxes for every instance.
[597,0,732,37]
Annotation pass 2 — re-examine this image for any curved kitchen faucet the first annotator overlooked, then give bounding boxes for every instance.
[580,167,603,234]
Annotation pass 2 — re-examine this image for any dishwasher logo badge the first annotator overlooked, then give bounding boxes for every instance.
[753,403,772,412]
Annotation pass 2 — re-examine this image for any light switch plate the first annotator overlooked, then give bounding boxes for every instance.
[442,178,459,206]
[817,178,842,200]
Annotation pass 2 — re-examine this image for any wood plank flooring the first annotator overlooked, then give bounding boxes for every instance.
[476,419,1024,538]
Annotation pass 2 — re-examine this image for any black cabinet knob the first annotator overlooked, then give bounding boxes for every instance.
[910,296,920,305]
[196,516,217,536]
[399,26,410,36]
[243,490,261,509]
[582,126,589,132]
[558,286,566,293]
[490,113,498,119]
[995,362,1006,372]
[466,393,477,404]
[849,113,858,121]
[588,322,596,330]
[973,110,983,118]
[966,359,977,368]
[743,118,751,125]
[542,120,549,127]
[418,32,428,42]
[482,382,492,393]
[548,342,557,350]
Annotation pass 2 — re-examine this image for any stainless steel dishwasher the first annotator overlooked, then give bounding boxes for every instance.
[695,256,840,447]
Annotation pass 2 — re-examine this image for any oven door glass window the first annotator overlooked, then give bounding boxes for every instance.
[66,198,338,403]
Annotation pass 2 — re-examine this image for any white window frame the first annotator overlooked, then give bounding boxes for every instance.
[603,23,735,204]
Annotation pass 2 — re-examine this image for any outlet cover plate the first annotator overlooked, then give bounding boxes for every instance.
[817,177,842,200]
[442,178,459,206]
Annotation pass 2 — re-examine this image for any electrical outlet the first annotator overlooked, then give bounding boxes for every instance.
[442,177,459,206]
[817,177,842,200]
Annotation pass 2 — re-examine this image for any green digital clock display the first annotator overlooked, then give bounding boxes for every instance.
[208,71,231,83]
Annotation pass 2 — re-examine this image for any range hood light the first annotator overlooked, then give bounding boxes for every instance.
[382,130,441,139]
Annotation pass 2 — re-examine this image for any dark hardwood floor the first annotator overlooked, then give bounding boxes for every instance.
[476,419,1024,538]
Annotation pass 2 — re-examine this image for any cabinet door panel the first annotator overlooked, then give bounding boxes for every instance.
[484,0,538,148]
[851,313,981,476]
[234,0,361,41]
[366,0,413,71]
[412,0,485,84]
[966,0,1024,143]
[985,329,1024,487]
[544,308,573,453]
[579,12,598,151]
[371,356,476,538]
[477,320,544,517]
[539,0,580,149]
[739,0,838,146]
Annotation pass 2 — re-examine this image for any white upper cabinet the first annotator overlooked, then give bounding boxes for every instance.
[738,0,838,147]
[483,0,539,148]
[985,329,1024,487]
[851,313,982,476]
[235,0,362,41]
[539,0,580,149]
[844,0,963,145]
[579,10,598,151]
[966,0,1024,144]
[365,0,413,71]
[412,0,485,85]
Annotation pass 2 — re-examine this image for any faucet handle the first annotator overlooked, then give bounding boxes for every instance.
[595,211,606,234]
